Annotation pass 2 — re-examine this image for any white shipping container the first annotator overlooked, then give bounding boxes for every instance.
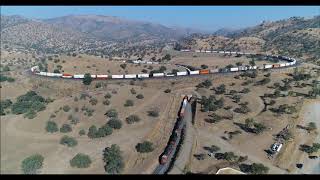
[177,71,187,76]
[219,51,225,53]
[96,75,108,78]
[195,50,201,52]
[124,74,137,79]
[230,67,239,72]
[224,51,230,54]
[137,74,149,78]
[153,73,164,77]
[231,52,237,54]
[212,51,218,53]
[62,75,72,78]
[280,63,286,67]
[277,144,283,152]
[205,50,211,53]
[189,70,199,75]
[91,75,97,78]
[264,64,273,69]
[112,75,124,79]
[146,62,152,64]
[210,69,219,73]
[165,74,175,77]
[39,72,47,76]
[74,74,84,79]
[285,63,291,66]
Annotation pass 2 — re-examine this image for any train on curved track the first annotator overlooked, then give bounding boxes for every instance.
[30,50,297,80]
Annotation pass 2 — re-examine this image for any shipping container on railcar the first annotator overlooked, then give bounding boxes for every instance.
[212,50,218,53]
[218,51,224,54]
[62,73,73,78]
[177,71,188,76]
[124,74,137,79]
[195,50,201,53]
[264,64,273,69]
[112,75,124,79]
[47,72,62,77]
[230,67,239,72]
[73,74,84,79]
[273,64,281,68]
[137,74,149,78]
[205,50,211,53]
[238,66,248,71]
[152,73,165,77]
[96,75,108,79]
[91,75,97,79]
[165,73,175,77]
[199,69,210,75]
[285,63,291,66]
[189,70,200,75]
[280,63,286,67]
[210,69,219,74]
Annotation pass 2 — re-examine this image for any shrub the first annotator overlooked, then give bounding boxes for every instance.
[23,109,36,119]
[103,144,124,174]
[63,105,71,112]
[201,64,208,69]
[204,145,220,153]
[196,80,212,89]
[95,82,102,88]
[164,89,171,93]
[70,153,91,168]
[135,141,154,153]
[147,110,159,117]
[107,118,122,129]
[130,88,136,94]
[70,153,92,168]
[89,98,98,106]
[60,124,72,133]
[21,154,44,174]
[126,115,141,124]
[60,135,78,147]
[79,129,86,136]
[11,91,48,117]
[120,64,127,69]
[83,73,92,85]
[105,109,118,118]
[124,100,134,107]
[103,100,110,106]
[46,121,58,133]
[136,94,144,99]
[87,125,98,138]
[74,97,78,102]
[104,93,112,99]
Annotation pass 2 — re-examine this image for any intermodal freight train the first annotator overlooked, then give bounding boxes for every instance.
[30,50,297,80]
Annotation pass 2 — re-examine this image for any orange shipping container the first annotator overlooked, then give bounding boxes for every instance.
[273,64,280,68]
[63,73,72,76]
[199,69,210,74]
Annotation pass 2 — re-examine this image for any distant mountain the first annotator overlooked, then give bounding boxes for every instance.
[176,16,320,64]
[44,15,187,42]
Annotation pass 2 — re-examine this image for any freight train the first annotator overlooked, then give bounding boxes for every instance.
[159,96,190,165]
[30,50,297,80]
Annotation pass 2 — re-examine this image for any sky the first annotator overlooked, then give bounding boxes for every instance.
[2,6,319,31]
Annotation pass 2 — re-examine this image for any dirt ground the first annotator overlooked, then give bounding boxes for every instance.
[1,49,319,174]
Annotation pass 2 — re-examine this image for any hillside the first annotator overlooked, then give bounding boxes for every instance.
[176,16,320,65]
[44,15,184,42]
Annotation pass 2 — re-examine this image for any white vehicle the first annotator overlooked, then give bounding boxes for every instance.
[112,75,124,79]
[137,74,149,78]
[153,73,165,77]
[189,70,200,75]
[124,74,137,79]
[177,71,188,76]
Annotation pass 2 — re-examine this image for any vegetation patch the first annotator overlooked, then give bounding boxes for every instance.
[70,153,92,168]
[21,154,44,174]
[103,144,124,174]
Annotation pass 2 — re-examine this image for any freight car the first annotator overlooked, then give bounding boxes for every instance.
[159,96,189,165]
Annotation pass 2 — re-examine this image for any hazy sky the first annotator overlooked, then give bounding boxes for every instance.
[2,6,319,31]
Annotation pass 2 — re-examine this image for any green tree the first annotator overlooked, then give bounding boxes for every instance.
[107,118,122,129]
[70,153,92,168]
[105,109,118,118]
[83,73,93,85]
[79,129,86,136]
[46,121,58,133]
[126,115,141,124]
[201,64,208,69]
[60,124,72,133]
[88,125,98,138]
[103,144,124,174]
[135,141,154,153]
[21,154,44,174]
[124,100,134,107]
[136,94,144,99]
[60,136,78,147]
